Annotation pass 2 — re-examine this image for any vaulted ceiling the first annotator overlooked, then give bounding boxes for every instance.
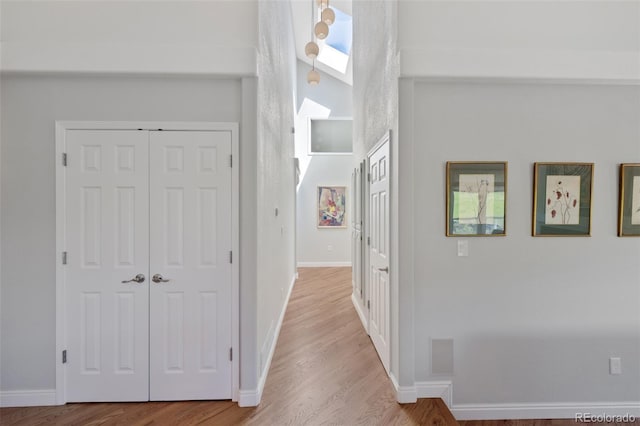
[290,0,353,85]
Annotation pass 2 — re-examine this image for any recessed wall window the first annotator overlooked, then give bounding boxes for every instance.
[309,118,353,155]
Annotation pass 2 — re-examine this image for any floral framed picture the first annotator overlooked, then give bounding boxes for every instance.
[446,162,507,236]
[618,163,640,237]
[532,162,594,237]
[318,186,347,228]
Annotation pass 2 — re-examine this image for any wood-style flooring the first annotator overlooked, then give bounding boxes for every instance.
[0,267,455,425]
[1,267,632,425]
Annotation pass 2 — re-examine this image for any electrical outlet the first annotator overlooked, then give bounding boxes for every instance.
[610,357,622,375]
[328,245,333,252]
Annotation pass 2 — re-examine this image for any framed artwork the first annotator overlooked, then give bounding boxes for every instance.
[446,162,507,236]
[618,163,640,237]
[318,186,347,228]
[532,162,594,236]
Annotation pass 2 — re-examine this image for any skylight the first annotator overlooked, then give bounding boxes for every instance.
[317,6,352,74]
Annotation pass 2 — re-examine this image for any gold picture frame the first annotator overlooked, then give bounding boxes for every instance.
[446,161,507,237]
[618,163,640,237]
[532,162,594,237]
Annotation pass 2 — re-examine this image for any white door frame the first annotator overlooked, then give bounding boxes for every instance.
[365,130,393,373]
[55,121,240,404]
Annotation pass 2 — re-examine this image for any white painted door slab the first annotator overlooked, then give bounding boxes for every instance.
[65,130,150,402]
[368,137,390,373]
[64,128,232,402]
[149,131,232,400]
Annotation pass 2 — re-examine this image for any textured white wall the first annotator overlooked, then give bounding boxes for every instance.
[255,0,297,394]
[405,80,640,408]
[0,74,243,392]
[295,61,353,266]
[352,0,414,390]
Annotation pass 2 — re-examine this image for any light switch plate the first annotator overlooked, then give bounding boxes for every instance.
[457,240,469,257]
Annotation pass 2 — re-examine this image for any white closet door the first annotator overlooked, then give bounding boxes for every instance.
[65,130,150,402]
[148,131,233,400]
[368,137,390,373]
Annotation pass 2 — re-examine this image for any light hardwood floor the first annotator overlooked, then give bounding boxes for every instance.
[2,268,631,425]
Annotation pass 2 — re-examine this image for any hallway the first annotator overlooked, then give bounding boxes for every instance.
[0,267,455,425]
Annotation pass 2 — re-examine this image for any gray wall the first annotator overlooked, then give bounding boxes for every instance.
[0,74,242,391]
[405,80,640,403]
[295,61,353,266]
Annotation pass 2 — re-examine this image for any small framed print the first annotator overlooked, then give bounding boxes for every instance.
[532,162,594,237]
[317,186,347,228]
[446,161,507,236]
[618,163,640,237]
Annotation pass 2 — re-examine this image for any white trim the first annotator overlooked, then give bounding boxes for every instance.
[350,293,369,333]
[416,380,453,408]
[1,390,57,407]
[230,122,240,402]
[297,261,352,267]
[390,373,417,404]
[238,274,296,407]
[55,121,240,405]
[1,42,257,76]
[237,389,260,407]
[400,47,640,83]
[452,401,640,421]
[411,75,640,87]
[55,122,66,405]
[54,121,237,132]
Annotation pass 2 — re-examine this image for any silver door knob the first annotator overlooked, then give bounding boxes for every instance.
[152,274,170,283]
[378,267,389,273]
[122,273,145,283]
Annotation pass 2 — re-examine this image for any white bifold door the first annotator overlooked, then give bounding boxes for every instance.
[64,129,232,402]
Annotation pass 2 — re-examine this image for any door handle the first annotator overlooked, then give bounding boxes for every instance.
[122,273,145,284]
[152,274,170,283]
[378,267,389,273]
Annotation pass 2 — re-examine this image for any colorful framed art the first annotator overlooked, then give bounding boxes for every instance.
[317,186,347,228]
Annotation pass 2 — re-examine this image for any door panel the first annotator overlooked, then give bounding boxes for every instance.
[65,128,233,402]
[368,137,390,373]
[149,131,232,400]
[65,130,149,402]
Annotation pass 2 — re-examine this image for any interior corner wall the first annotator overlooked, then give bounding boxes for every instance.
[295,60,353,267]
[0,74,243,393]
[404,79,640,406]
[352,0,413,389]
[254,0,297,394]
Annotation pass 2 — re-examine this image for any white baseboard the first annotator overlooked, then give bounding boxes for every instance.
[452,401,640,421]
[416,380,453,408]
[0,390,57,407]
[237,389,260,407]
[297,261,352,267]
[238,274,296,408]
[390,378,453,406]
[350,293,369,333]
[388,379,637,422]
[390,373,417,404]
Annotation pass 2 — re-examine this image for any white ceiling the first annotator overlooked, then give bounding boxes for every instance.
[290,0,353,86]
